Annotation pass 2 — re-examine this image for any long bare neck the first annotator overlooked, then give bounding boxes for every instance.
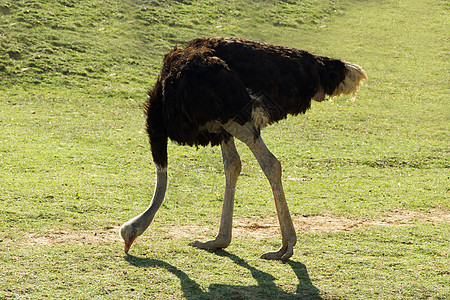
[139,167,167,231]
[122,167,168,238]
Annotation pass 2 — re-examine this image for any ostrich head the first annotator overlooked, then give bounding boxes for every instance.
[119,217,142,253]
[330,62,367,99]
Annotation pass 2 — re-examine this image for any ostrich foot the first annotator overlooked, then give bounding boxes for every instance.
[188,237,230,250]
[261,239,295,261]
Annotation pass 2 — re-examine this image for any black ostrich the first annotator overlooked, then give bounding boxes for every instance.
[120,37,367,261]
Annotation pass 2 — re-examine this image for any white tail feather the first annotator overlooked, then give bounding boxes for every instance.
[331,62,367,100]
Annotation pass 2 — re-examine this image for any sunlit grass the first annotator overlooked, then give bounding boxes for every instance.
[0,0,448,298]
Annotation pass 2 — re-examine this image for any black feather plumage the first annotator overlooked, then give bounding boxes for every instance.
[145,37,356,166]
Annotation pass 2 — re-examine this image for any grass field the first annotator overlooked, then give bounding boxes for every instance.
[1,0,449,299]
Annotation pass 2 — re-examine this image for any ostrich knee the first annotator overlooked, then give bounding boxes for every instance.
[223,152,241,182]
[261,156,282,182]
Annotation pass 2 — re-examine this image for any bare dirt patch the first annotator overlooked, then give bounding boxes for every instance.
[3,226,122,247]
[161,209,450,240]
[5,210,448,246]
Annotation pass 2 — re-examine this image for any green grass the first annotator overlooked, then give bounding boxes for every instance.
[0,0,340,87]
[1,0,449,299]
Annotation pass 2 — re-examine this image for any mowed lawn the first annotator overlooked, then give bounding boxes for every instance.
[0,0,448,299]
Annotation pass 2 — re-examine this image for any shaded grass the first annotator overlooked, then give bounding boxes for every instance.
[0,0,341,88]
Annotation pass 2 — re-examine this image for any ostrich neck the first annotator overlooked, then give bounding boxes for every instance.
[134,167,168,235]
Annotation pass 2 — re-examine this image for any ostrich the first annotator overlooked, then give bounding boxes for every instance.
[120,37,367,261]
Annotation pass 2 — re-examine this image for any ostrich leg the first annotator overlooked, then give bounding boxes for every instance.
[224,122,297,261]
[189,137,241,250]
[246,137,297,260]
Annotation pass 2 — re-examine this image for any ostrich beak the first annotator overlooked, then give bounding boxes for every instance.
[124,237,135,254]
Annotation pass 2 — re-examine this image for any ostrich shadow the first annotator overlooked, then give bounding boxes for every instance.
[125,250,321,299]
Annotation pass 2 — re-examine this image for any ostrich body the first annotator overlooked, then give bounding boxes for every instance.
[120,37,367,260]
